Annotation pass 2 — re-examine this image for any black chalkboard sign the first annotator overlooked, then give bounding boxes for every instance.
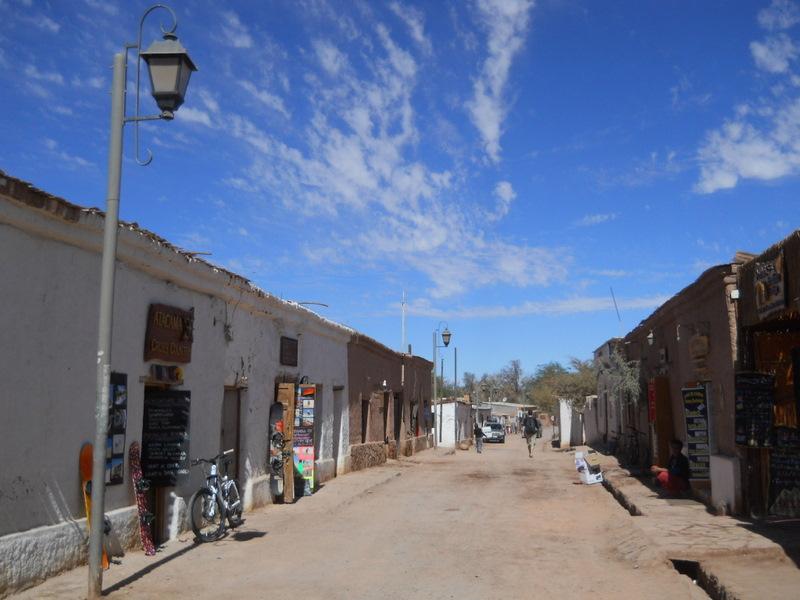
[735,372,774,447]
[682,386,710,479]
[770,447,800,517]
[142,390,191,486]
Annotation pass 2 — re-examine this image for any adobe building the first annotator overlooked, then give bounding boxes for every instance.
[346,334,432,471]
[588,338,623,446]
[736,231,800,518]
[621,257,749,513]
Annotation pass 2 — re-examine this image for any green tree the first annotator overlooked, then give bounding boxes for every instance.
[462,371,477,398]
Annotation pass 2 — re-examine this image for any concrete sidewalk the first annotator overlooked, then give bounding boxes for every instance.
[588,446,800,600]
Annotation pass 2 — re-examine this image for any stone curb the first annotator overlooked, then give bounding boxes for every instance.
[602,475,643,516]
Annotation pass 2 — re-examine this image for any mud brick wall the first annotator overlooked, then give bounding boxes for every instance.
[349,442,387,471]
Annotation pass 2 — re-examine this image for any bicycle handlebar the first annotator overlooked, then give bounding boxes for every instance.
[191,449,235,466]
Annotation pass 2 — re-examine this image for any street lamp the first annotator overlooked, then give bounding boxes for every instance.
[89,5,196,598]
[432,322,452,446]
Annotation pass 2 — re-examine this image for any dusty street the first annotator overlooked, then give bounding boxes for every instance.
[20,433,708,599]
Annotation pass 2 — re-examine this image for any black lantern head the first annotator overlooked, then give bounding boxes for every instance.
[140,32,198,118]
[441,327,451,347]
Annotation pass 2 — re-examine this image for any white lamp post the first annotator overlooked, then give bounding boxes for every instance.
[432,323,451,446]
[89,5,196,598]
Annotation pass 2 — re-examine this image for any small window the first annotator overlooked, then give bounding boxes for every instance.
[280,336,298,366]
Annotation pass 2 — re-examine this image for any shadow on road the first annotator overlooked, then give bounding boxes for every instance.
[737,517,800,567]
[102,543,199,596]
[232,530,267,542]
[102,528,268,595]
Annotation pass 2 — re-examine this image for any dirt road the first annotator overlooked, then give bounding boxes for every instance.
[20,433,708,599]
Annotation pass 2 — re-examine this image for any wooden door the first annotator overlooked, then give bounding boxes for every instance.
[221,389,240,479]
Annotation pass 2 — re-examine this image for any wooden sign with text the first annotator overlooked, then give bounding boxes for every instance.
[144,303,194,363]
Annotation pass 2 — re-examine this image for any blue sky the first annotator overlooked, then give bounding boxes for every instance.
[1,0,799,382]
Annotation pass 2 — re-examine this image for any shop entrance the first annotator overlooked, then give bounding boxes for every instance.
[332,387,344,473]
[142,386,192,546]
[221,388,241,480]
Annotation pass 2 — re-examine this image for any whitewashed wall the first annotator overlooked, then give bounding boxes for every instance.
[0,189,350,594]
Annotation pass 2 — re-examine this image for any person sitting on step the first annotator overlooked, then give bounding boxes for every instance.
[650,439,690,495]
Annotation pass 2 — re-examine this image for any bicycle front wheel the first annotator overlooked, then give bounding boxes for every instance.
[226,480,244,528]
[190,489,224,542]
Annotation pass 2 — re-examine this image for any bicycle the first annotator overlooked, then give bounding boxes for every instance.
[189,449,244,542]
[621,427,649,473]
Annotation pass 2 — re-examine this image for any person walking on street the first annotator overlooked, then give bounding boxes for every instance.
[523,410,540,458]
[474,421,485,453]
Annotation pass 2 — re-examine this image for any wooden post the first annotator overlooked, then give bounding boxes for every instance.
[277,383,295,503]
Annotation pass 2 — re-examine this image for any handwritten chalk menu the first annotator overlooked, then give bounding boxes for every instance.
[735,372,775,447]
[142,390,191,486]
[770,443,800,518]
[681,386,710,479]
[293,384,316,496]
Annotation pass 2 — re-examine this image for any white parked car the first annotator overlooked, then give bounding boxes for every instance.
[482,422,506,443]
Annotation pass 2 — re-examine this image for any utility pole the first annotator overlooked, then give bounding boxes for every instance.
[440,357,444,443]
[454,347,458,398]
[432,330,437,448]
[401,290,406,352]
[453,347,458,442]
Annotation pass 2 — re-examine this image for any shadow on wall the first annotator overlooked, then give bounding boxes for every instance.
[0,476,79,537]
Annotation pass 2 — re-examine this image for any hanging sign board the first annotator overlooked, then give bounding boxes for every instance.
[144,304,194,363]
[681,386,710,479]
[293,384,316,496]
[734,372,775,447]
[142,390,191,486]
[754,250,786,321]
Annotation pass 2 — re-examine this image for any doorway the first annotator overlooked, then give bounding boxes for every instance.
[221,388,241,480]
[393,392,403,443]
[332,387,344,473]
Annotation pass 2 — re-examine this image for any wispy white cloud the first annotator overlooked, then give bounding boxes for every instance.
[239,80,290,118]
[590,269,629,278]
[758,0,800,31]
[71,75,104,89]
[43,138,93,169]
[83,0,118,16]
[313,39,348,76]
[220,11,254,49]
[750,33,797,73]
[591,150,682,188]
[389,2,432,54]
[25,14,60,33]
[177,107,213,127]
[697,0,800,192]
[695,101,800,193]
[52,104,74,116]
[575,213,617,227]
[405,293,668,319]
[466,0,533,163]
[25,64,64,85]
[670,72,711,110]
[218,17,565,299]
[487,180,515,221]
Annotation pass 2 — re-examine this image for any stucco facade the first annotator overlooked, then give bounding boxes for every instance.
[0,173,354,594]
